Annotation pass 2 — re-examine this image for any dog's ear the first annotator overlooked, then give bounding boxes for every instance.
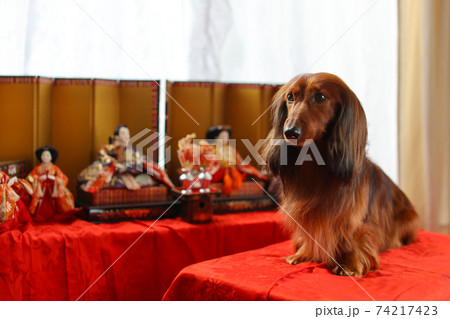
[327,88,367,182]
[263,88,288,176]
[263,128,281,176]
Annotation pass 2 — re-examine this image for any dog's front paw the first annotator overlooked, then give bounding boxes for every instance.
[331,264,364,277]
[285,254,305,265]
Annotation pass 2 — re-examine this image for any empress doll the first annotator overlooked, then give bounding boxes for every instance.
[205,125,268,196]
[177,133,213,170]
[77,124,174,193]
[0,171,32,233]
[27,146,76,222]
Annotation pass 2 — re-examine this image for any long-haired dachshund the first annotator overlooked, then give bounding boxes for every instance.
[264,73,419,277]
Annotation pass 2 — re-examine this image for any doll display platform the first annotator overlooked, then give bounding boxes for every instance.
[76,181,276,223]
[76,185,177,223]
[175,129,274,215]
[77,185,168,206]
[212,181,277,213]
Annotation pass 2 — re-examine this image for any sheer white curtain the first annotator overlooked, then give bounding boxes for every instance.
[0,0,398,180]
[0,0,192,79]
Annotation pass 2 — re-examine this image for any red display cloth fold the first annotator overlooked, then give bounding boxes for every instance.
[0,211,287,300]
[163,230,450,301]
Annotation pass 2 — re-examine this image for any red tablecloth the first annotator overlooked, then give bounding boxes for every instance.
[163,230,450,301]
[0,211,287,300]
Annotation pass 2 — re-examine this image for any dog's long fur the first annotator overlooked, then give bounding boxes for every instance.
[264,73,419,277]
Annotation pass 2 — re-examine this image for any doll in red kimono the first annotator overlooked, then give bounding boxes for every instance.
[177,133,214,170]
[205,125,268,196]
[27,146,76,222]
[0,171,32,233]
[77,124,174,193]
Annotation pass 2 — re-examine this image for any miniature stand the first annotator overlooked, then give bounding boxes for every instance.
[171,188,220,223]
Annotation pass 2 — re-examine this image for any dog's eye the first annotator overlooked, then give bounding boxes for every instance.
[287,93,294,103]
[312,93,327,103]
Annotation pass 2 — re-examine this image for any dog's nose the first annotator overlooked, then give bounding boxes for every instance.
[284,126,301,140]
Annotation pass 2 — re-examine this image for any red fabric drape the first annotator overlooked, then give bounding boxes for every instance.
[0,211,287,300]
[163,230,450,301]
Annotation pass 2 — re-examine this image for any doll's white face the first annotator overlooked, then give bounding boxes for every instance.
[41,150,52,164]
[117,127,130,145]
[217,130,229,145]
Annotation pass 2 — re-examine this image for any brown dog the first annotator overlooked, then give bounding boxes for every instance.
[264,73,419,277]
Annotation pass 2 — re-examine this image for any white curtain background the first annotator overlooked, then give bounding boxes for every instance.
[0,0,398,181]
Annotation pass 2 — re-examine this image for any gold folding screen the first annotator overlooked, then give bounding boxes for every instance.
[52,79,94,193]
[0,77,159,193]
[166,81,280,181]
[119,80,160,160]
[36,78,54,150]
[93,80,120,160]
[1,77,279,190]
[0,77,49,169]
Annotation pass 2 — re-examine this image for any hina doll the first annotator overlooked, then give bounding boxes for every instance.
[77,124,174,193]
[177,133,214,170]
[27,146,77,222]
[177,133,215,191]
[205,125,268,196]
[0,171,32,233]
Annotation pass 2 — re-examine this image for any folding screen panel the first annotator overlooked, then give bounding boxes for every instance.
[36,78,54,151]
[53,79,161,192]
[93,80,120,160]
[0,77,35,167]
[224,84,263,160]
[166,81,281,179]
[211,83,227,126]
[0,77,55,171]
[92,80,160,164]
[119,81,159,162]
[166,82,214,181]
[53,79,94,192]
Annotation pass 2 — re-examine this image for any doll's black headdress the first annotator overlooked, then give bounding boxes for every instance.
[35,145,59,163]
[206,125,232,140]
